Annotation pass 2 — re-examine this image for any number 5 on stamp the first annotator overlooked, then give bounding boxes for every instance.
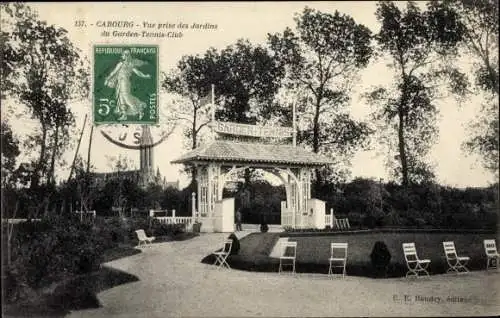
[93,44,158,125]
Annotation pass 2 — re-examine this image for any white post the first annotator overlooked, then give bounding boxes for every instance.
[172,209,176,223]
[149,209,154,217]
[330,208,334,228]
[211,84,215,121]
[191,192,196,220]
[292,96,297,147]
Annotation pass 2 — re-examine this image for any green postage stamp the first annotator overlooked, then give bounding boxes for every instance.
[93,45,158,125]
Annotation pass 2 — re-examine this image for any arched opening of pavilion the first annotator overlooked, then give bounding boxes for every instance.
[171,120,334,232]
[223,168,286,225]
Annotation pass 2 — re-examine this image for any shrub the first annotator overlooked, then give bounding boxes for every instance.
[5,216,105,302]
[363,215,377,229]
[370,241,391,278]
[227,233,240,255]
[260,223,269,233]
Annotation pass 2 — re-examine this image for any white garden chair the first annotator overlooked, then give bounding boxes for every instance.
[442,241,469,273]
[402,243,431,277]
[135,229,155,248]
[213,239,233,270]
[328,243,348,278]
[279,241,297,274]
[484,239,499,270]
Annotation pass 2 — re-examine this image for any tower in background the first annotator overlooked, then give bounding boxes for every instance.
[139,125,154,187]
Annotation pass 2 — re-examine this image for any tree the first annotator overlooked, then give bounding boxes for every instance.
[1,3,89,190]
[103,154,141,216]
[162,49,220,150]
[448,0,499,175]
[163,39,286,186]
[1,121,21,187]
[366,1,466,186]
[163,39,285,149]
[268,7,374,186]
[214,39,285,124]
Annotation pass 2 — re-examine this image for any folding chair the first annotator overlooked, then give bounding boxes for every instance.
[484,239,500,270]
[213,239,233,270]
[328,243,348,278]
[402,243,431,277]
[279,241,297,274]
[442,241,469,273]
[135,229,155,248]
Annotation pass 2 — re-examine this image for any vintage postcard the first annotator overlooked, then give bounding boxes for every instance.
[1,1,498,317]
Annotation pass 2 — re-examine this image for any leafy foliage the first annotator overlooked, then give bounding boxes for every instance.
[367,1,466,186]
[1,121,21,186]
[163,39,285,150]
[268,7,374,186]
[464,98,499,177]
[1,3,89,193]
[5,216,104,302]
[322,178,498,230]
[447,0,499,175]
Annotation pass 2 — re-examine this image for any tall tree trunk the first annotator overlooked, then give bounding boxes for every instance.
[312,101,321,153]
[312,99,323,188]
[398,105,408,188]
[68,114,87,182]
[31,125,48,189]
[49,124,60,185]
[87,124,94,174]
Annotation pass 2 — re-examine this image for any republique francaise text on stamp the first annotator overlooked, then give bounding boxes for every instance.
[93,44,158,125]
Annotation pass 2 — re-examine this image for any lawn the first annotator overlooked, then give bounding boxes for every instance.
[209,230,499,277]
[201,232,281,271]
[286,231,499,277]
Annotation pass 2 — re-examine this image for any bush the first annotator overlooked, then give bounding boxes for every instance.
[260,223,269,233]
[227,233,240,255]
[5,216,105,302]
[370,241,391,278]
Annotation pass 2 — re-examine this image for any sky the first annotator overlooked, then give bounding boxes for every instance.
[4,1,495,188]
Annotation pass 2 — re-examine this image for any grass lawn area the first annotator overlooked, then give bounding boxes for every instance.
[287,231,499,277]
[201,233,281,271]
[208,230,499,278]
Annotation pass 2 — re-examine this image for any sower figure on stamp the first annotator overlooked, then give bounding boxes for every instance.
[235,208,242,231]
[105,49,150,120]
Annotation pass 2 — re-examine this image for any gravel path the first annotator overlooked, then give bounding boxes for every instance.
[68,232,500,317]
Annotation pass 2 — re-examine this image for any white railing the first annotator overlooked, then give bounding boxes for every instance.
[154,216,194,226]
[75,210,96,222]
[1,218,41,224]
[333,218,351,230]
[281,206,293,227]
[325,214,332,227]
[149,209,176,218]
[150,209,195,228]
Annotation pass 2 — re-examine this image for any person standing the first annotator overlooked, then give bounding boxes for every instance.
[235,208,242,231]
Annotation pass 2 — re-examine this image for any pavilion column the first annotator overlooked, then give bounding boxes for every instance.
[196,165,209,217]
[207,164,221,217]
[287,174,299,229]
[299,168,312,228]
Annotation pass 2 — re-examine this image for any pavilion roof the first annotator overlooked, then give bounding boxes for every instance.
[170,140,334,167]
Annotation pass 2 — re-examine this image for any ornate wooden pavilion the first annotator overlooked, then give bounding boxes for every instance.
[171,121,334,230]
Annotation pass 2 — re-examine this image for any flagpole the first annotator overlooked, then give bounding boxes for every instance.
[292,90,298,147]
[211,84,215,121]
